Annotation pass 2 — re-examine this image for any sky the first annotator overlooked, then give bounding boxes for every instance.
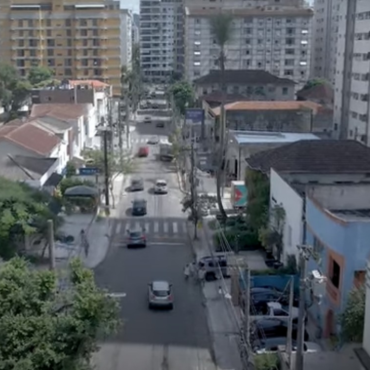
[122,0,314,15]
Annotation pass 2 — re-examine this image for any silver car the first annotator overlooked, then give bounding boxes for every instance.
[148,280,173,309]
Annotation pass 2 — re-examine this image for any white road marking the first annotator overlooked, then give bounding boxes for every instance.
[134,221,141,230]
[116,222,122,234]
[106,292,127,298]
[163,222,169,233]
[173,222,178,233]
[154,221,159,233]
[150,242,184,246]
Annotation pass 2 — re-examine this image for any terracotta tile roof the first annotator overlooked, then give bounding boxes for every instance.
[212,101,317,116]
[297,83,334,102]
[68,80,110,88]
[195,70,295,85]
[30,103,88,120]
[0,121,60,155]
[246,140,370,174]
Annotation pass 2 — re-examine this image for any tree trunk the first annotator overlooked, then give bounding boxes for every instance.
[216,49,227,220]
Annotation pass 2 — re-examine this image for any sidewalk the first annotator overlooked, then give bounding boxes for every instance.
[187,222,244,370]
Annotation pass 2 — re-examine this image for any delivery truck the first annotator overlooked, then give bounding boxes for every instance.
[159,142,173,161]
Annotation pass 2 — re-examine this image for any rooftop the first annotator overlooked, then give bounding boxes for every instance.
[31,116,73,134]
[30,103,89,120]
[201,91,248,104]
[68,80,110,89]
[330,209,370,222]
[185,7,313,17]
[212,101,321,116]
[247,140,370,174]
[230,131,319,145]
[297,83,334,104]
[194,70,294,86]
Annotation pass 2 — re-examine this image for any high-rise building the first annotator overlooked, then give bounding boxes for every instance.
[333,0,370,143]
[139,0,184,83]
[120,9,133,70]
[0,0,123,94]
[184,5,313,90]
[310,0,339,84]
[132,13,140,45]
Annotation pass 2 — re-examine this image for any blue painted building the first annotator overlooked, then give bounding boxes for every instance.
[305,185,370,338]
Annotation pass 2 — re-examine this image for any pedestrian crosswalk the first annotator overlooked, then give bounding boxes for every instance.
[112,218,188,239]
[131,137,169,145]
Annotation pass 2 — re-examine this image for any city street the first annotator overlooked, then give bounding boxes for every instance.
[93,120,215,370]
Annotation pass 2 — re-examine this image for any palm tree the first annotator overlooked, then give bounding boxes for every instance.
[209,12,233,220]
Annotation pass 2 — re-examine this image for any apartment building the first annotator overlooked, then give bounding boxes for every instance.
[310,0,339,84]
[333,0,370,144]
[140,0,184,83]
[184,0,306,10]
[120,9,133,70]
[0,0,122,94]
[184,6,313,90]
[132,13,140,45]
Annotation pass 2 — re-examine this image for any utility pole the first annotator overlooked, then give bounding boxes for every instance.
[190,141,198,239]
[103,128,110,208]
[286,276,295,369]
[47,219,55,270]
[125,86,130,150]
[243,267,251,349]
[118,96,123,165]
[295,250,307,370]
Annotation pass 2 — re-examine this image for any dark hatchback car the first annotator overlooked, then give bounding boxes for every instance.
[130,178,144,192]
[132,199,147,216]
[126,228,146,248]
[251,318,309,341]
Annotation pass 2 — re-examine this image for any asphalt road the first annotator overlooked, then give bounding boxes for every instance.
[93,122,215,370]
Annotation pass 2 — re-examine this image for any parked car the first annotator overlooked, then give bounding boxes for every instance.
[138,146,149,157]
[147,136,159,144]
[154,179,168,194]
[156,121,164,128]
[253,337,321,354]
[250,318,309,341]
[148,280,173,309]
[130,178,144,191]
[132,199,147,216]
[144,116,151,124]
[251,287,299,307]
[126,227,146,248]
[198,254,230,281]
[251,301,300,323]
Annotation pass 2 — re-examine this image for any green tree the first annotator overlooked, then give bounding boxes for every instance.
[0,257,120,369]
[169,80,194,116]
[27,65,54,87]
[339,286,365,342]
[259,204,286,260]
[0,64,32,112]
[254,353,279,370]
[209,12,233,220]
[0,177,61,259]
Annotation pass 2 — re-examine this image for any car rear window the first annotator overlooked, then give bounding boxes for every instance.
[130,232,142,238]
[132,179,141,185]
[153,290,169,297]
[133,201,145,207]
[156,181,166,186]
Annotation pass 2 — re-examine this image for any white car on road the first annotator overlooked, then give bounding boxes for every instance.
[154,179,168,194]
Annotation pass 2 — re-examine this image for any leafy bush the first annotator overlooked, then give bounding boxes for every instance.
[214,228,260,252]
[59,178,95,195]
[254,353,279,370]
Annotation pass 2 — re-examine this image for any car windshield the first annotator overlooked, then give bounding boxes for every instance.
[153,290,169,297]
[156,181,166,186]
[132,179,141,185]
[130,231,142,238]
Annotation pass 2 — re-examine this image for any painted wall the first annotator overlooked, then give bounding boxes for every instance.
[305,196,370,336]
[270,169,304,263]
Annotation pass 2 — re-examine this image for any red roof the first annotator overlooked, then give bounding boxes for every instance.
[0,121,60,155]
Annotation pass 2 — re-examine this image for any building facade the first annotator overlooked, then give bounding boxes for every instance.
[184,6,313,90]
[0,0,122,94]
[305,185,370,338]
[310,0,339,84]
[140,0,184,83]
[120,9,133,70]
[333,0,370,144]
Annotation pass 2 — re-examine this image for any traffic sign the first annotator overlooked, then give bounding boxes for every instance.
[79,167,99,176]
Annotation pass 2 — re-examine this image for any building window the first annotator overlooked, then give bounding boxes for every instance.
[330,259,341,289]
[65,19,71,27]
[282,87,288,95]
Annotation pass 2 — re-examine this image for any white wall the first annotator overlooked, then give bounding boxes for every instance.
[120,10,133,69]
[50,133,68,174]
[270,168,303,263]
[363,261,370,357]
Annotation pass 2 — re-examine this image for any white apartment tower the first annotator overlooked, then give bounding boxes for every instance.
[184,3,313,90]
[310,0,340,84]
[333,0,370,144]
[140,0,184,83]
[120,9,133,70]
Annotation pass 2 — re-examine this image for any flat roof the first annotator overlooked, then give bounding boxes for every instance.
[330,209,370,222]
[230,130,319,145]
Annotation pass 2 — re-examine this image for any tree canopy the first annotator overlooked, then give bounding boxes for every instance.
[0,177,61,259]
[0,257,120,369]
[339,286,365,342]
[27,66,55,87]
[169,80,195,115]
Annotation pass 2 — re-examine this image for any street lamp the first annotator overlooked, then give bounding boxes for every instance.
[97,125,111,210]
